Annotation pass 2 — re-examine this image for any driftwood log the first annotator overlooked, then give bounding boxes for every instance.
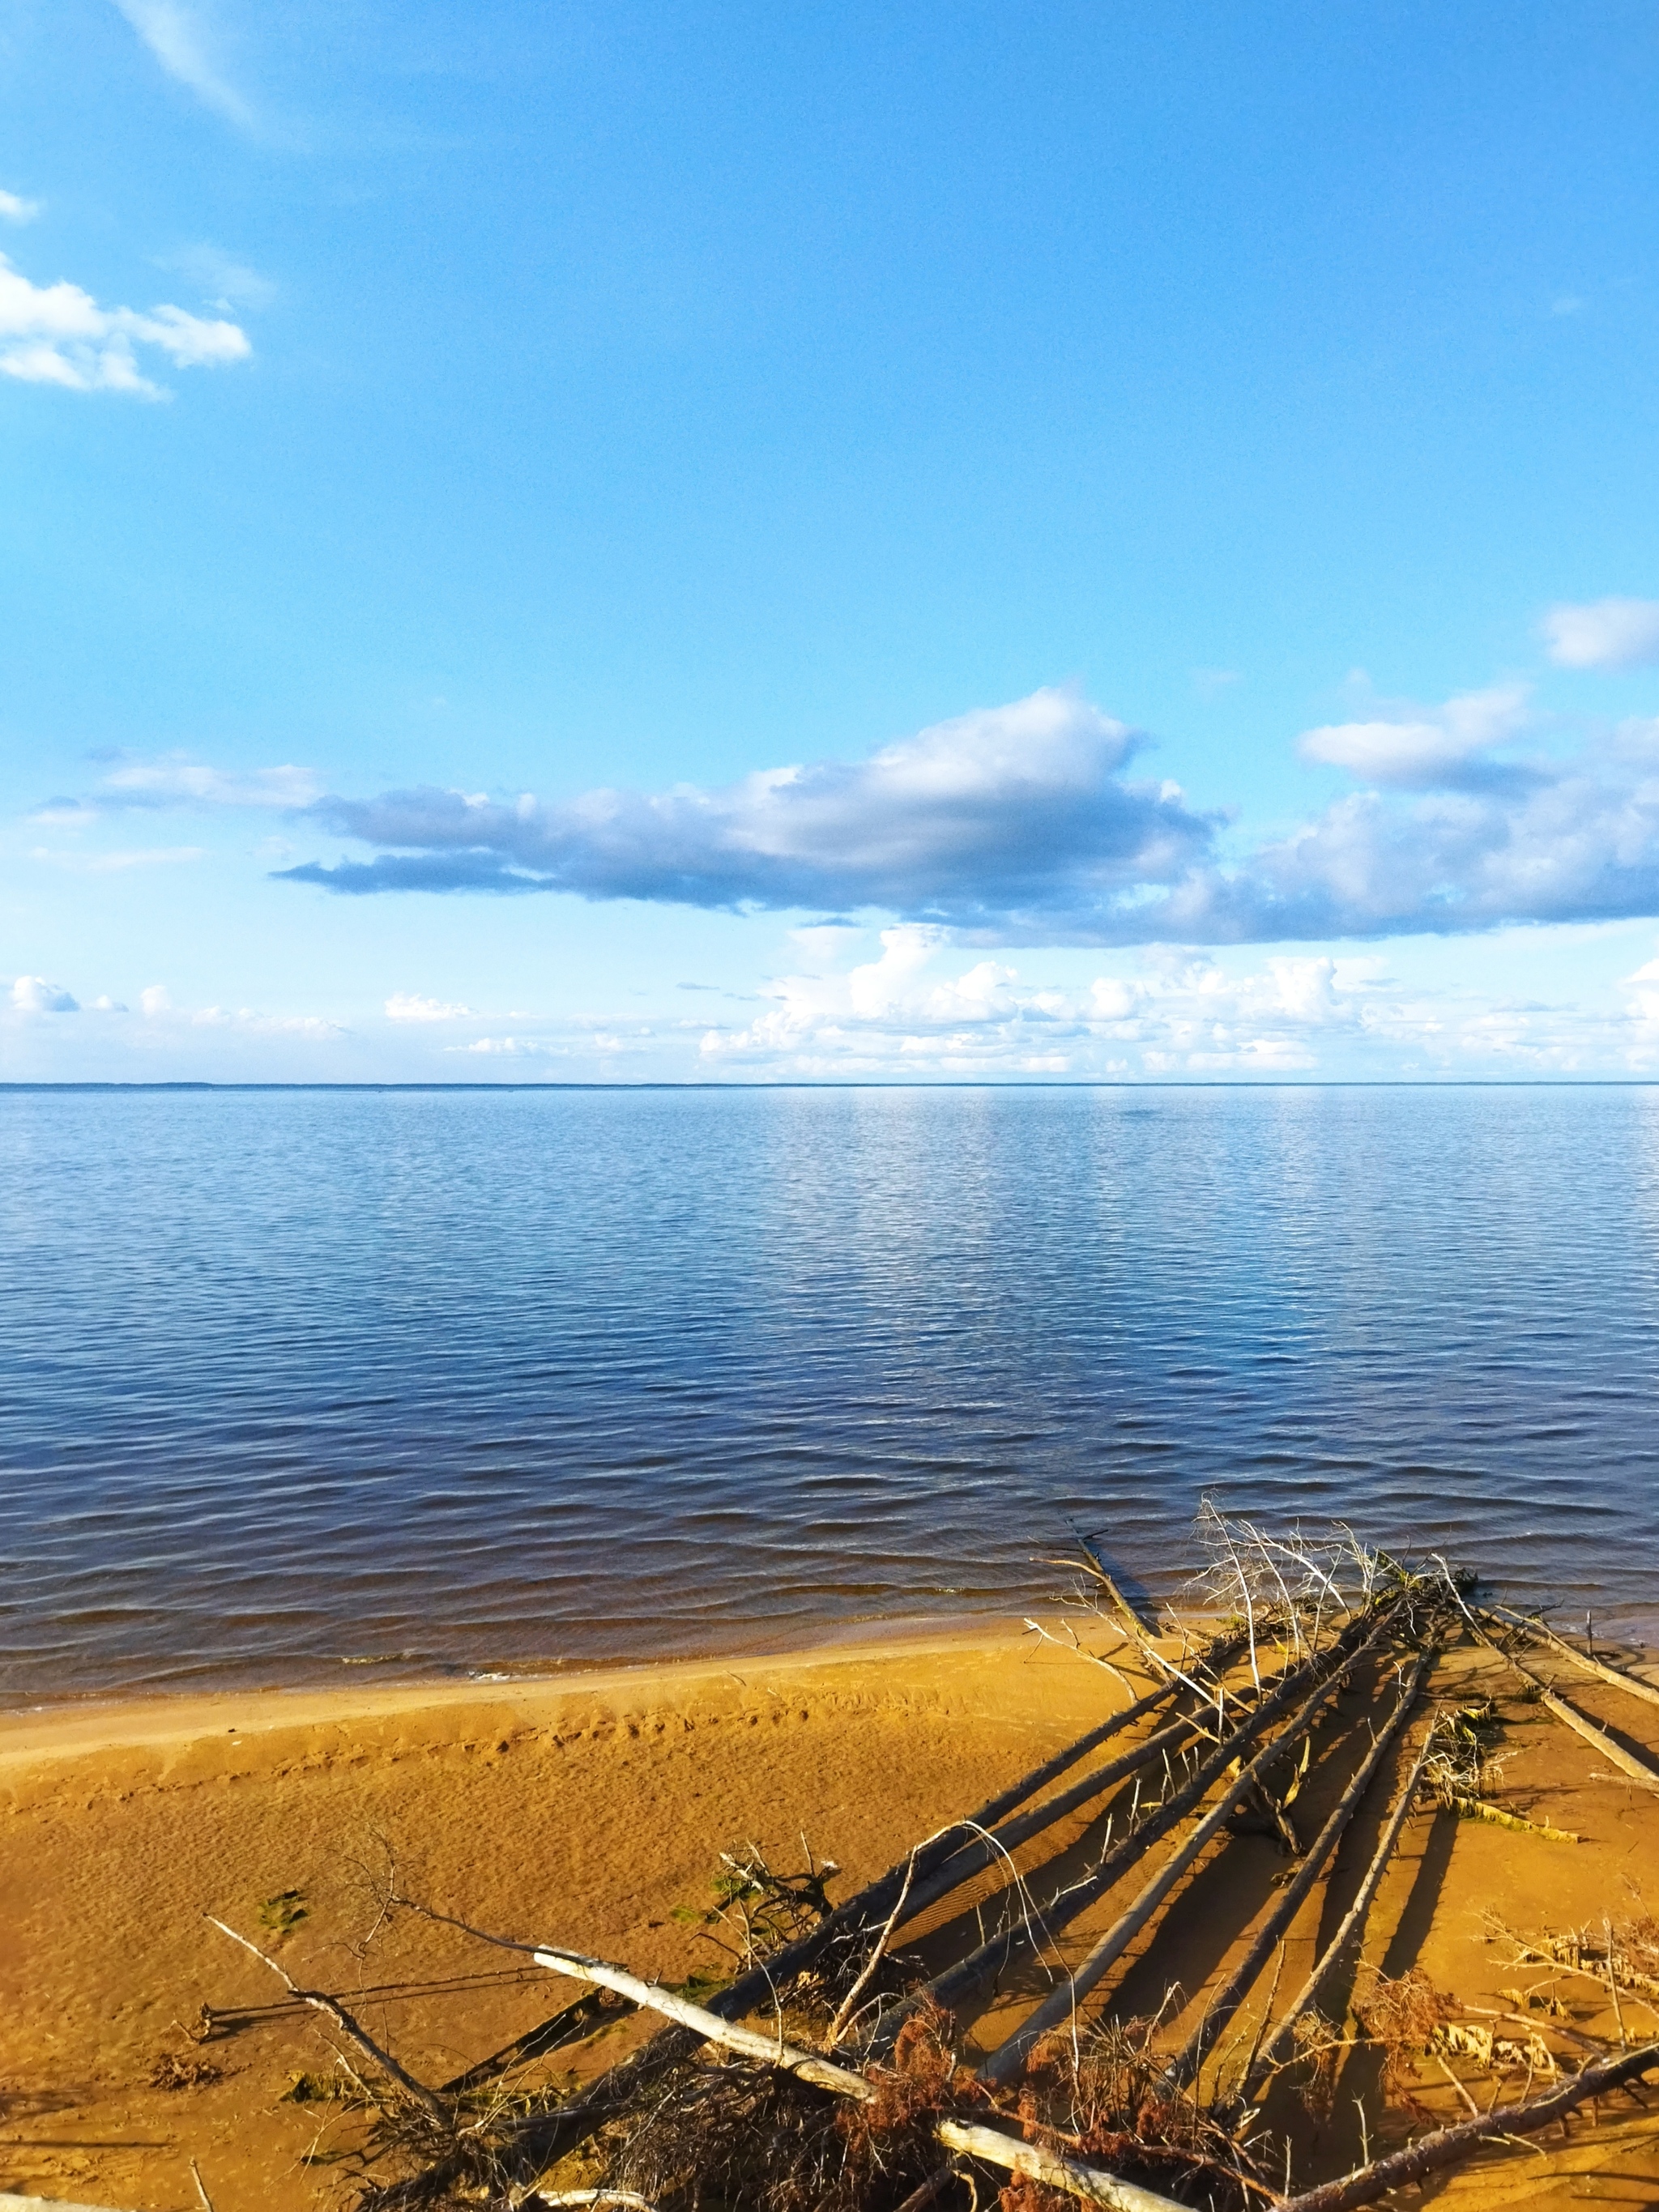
[531,1946,1192,2212]
[497,1639,1247,2174]
[1280,2036,1659,2212]
[1487,1604,1659,1711]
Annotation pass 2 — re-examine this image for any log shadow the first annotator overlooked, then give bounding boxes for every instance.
[1303,1804,1460,2178]
[1102,1831,1284,2031]
[901,1778,1158,2019]
[1102,1707,1389,2042]
[923,1707,1376,2045]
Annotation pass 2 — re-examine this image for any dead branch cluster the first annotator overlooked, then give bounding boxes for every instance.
[191,1512,1659,2212]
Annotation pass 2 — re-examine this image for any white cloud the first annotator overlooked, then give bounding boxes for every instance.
[454,1036,561,1056]
[450,1029,655,1057]
[385,991,476,1021]
[110,0,253,126]
[89,995,129,1012]
[289,677,1659,947]
[75,755,317,810]
[31,844,205,872]
[1543,598,1659,671]
[0,190,41,226]
[1298,684,1531,787]
[11,975,79,1013]
[686,928,1633,1079]
[696,928,1384,1077]
[159,242,275,311]
[0,252,249,398]
[135,978,343,1037]
[186,1007,345,1037]
[284,686,1218,931]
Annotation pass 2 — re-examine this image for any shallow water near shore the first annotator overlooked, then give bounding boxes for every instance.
[6,1081,1659,1700]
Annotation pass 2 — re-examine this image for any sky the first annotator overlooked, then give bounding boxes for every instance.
[7,2,1659,1082]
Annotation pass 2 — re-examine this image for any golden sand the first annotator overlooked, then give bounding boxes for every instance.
[4,1622,1659,2211]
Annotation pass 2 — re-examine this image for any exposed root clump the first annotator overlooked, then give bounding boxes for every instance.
[1007,2020,1268,2210]
[589,2006,970,2212]
[1351,1967,1457,2116]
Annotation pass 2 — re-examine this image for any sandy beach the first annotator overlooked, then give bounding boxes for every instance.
[6,1619,1659,2212]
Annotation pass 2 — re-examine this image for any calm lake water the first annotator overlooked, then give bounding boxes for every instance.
[4,1084,1658,1701]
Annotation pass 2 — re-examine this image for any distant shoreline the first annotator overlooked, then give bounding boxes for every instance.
[8,1078,1659,1090]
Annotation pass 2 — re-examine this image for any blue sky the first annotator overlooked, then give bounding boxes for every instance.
[7,1,1659,1080]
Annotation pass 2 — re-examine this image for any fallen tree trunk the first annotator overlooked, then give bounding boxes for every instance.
[492,1647,1243,2177]
[1164,1643,1436,2092]
[874,1710,1209,1941]
[900,1599,1405,2067]
[1503,1652,1659,1792]
[1239,1724,1435,2106]
[531,1946,1192,2212]
[975,1618,1403,2087]
[1280,2038,1659,2212]
[1452,1597,1659,1793]
[1486,1605,1659,1711]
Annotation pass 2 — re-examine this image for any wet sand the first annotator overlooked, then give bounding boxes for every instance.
[4,1621,1659,2211]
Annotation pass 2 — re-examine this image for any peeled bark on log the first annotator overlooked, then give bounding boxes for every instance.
[531,1946,1192,2212]
[1164,1642,1436,2092]
[975,1617,1400,2087]
[1280,2038,1659,2212]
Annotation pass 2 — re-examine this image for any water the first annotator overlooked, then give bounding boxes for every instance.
[4,1084,1658,1703]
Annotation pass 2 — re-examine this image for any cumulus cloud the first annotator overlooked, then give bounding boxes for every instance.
[11,975,79,1013]
[697,928,1392,1076]
[273,680,1659,948]
[1298,684,1533,790]
[1543,598,1659,670]
[110,0,253,126]
[385,991,475,1021]
[1178,713,1659,942]
[0,252,249,397]
[135,978,343,1036]
[280,688,1221,937]
[0,190,41,225]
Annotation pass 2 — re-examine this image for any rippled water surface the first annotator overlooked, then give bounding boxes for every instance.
[5,1084,1659,1699]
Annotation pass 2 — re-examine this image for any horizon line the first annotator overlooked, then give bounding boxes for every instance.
[4,1079,1659,1094]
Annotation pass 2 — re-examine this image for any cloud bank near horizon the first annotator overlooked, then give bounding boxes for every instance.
[271,680,1659,947]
